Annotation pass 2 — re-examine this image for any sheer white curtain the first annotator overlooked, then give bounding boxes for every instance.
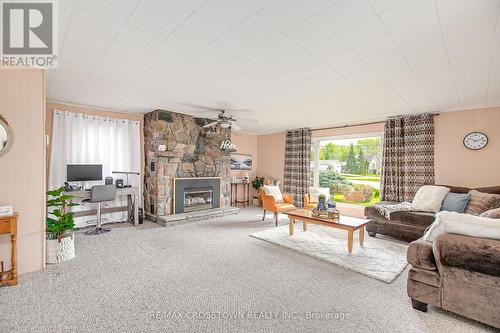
[49,110,142,227]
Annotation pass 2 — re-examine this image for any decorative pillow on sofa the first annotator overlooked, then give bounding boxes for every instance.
[480,207,500,219]
[412,185,450,213]
[263,185,283,203]
[440,192,471,213]
[465,190,499,215]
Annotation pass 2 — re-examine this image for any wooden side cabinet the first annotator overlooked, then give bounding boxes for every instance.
[0,212,18,286]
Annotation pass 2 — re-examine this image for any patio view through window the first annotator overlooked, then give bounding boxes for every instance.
[310,134,383,207]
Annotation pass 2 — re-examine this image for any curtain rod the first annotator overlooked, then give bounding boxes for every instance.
[312,113,440,132]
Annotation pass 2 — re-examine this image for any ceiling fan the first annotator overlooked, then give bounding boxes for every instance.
[180,103,257,131]
[204,110,241,131]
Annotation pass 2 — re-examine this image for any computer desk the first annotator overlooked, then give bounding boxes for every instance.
[64,187,140,226]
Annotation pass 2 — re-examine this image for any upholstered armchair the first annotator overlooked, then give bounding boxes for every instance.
[259,187,296,226]
[303,193,318,210]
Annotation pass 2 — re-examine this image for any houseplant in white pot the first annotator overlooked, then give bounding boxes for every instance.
[46,187,79,264]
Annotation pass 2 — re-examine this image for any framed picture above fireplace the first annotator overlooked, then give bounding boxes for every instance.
[230,153,252,170]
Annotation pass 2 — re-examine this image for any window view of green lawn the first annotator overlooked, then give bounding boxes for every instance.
[310,135,382,207]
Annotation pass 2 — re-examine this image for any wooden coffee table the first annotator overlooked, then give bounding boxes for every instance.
[284,209,369,253]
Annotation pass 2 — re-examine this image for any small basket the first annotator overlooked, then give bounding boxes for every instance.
[311,208,340,222]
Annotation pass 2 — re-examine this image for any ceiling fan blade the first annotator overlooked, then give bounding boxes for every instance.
[234,117,258,124]
[194,112,219,119]
[225,108,254,113]
[203,121,219,128]
[179,103,222,112]
[230,122,242,131]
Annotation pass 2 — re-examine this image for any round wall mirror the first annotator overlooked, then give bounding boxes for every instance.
[0,116,14,157]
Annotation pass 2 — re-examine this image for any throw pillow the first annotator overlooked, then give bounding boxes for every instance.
[412,185,450,213]
[480,207,500,219]
[440,192,471,213]
[309,187,319,202]
[465,190,498,215]
[263,185,283,203]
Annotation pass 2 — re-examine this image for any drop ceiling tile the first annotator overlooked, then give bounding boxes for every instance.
[380,0,440,37]
[369,0,407,13]
[380,96,413,113]
[304,33,348,59]
[282,16,332,47]
[337,16,387,47]
[321,76,353,91]
[308,68,348,84]
[258,0,315,31]
[280,48,318,69]
[335,60,378,83]
[352,35,404,69]
[295,60,333,77]
[304,0,342,12]
[355,78,387,90]
[364,85,399,100]
[319,0,375,32]
[322,49,360,68]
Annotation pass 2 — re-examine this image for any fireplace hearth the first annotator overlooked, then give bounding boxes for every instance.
[173,177,221,214]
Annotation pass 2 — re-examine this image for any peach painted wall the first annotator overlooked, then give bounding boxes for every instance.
[230,132,259,199]
[45,101,145,186]
[257,132,286,185]
[0,69,46,274]
[435,107,500,188]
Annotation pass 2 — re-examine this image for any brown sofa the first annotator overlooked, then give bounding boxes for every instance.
[407,234,500,329]
[364,185,500,242]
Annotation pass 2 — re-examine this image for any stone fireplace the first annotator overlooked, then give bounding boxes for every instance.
[173,177,221,214]
[144,110,232,216]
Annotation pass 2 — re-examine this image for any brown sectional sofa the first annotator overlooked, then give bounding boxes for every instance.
[407,234,500,329]
[365,185,500,328]
[364,205,434,242]
[364,185,500,242]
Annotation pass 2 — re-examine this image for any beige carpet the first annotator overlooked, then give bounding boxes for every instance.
[0,207,494,332]
[251,223,408,283]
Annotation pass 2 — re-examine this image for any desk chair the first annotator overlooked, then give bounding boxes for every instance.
[83,185,116,235]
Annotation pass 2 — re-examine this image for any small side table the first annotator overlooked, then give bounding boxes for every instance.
[230,183,250,207]
[0,212,18,286]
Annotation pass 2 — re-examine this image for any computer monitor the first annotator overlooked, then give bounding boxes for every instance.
[67,164,103,182]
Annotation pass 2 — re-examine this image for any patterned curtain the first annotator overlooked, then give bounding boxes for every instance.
[283,128,311,207]
[381,113,435,202]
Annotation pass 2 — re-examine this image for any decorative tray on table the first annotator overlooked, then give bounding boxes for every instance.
[311,208,340,222]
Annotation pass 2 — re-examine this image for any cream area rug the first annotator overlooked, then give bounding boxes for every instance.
[250,224,408,283]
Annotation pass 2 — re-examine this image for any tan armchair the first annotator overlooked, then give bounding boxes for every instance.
[303,193,318,210]
[259,187,296,226]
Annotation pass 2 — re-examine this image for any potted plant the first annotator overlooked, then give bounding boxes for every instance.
[46,187,80,264]
[252,176,265,206]
[317,194,327,211]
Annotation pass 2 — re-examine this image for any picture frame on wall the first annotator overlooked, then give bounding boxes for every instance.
[230,153,252,170]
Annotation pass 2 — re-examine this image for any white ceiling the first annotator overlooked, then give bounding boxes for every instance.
[48,0,500,134]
